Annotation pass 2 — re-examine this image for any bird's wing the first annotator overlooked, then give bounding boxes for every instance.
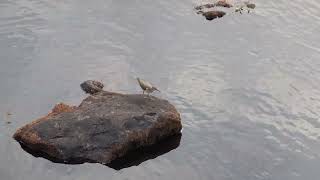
[140,79,153,89]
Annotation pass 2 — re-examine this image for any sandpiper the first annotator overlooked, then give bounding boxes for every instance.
[136,77,160,95]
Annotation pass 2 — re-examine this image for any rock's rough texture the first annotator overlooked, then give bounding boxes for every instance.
[13,91,182,165]
[80,80,104,94]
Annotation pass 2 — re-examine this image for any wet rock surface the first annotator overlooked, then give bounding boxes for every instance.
[201,11,226,21]
[13,87,182,167]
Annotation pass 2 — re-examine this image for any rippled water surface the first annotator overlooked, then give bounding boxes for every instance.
[1,0,320,179]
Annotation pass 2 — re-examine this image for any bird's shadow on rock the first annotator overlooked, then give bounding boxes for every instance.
[19,133,182,170]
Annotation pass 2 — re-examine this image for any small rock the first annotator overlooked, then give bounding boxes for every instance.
[215,0,233,8]
[80,80,104,95]
[202,11,226,21]
[235,7,244,13]
[204,3,215,8]
[246,3,256,9]
[195,3,215,10]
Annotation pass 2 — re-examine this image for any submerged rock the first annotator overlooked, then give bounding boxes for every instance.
[194,3,215,11]
[194,1,232,10]
[235,2,256,14]
[194,1,256,20]
[202,11,226,20]
[13,86,182,166]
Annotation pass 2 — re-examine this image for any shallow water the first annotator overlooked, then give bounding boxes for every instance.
[1,0,320,179]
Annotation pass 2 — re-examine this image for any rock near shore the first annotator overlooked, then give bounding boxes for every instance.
[13,88,182,166]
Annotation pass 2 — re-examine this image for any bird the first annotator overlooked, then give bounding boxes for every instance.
[136,77,160,95]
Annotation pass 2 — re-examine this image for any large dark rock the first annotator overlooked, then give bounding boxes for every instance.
[13,90,182,166]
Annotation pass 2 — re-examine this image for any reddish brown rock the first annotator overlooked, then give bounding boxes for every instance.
[13,89,182,166]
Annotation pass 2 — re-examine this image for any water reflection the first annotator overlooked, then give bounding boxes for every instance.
[108,134,181,170]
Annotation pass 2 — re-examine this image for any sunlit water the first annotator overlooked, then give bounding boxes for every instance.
[1,0,320,179]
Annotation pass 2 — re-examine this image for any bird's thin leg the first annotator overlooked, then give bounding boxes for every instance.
[143,90,144,94]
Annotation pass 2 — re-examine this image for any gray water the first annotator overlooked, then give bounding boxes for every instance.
[1,0,320,179]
